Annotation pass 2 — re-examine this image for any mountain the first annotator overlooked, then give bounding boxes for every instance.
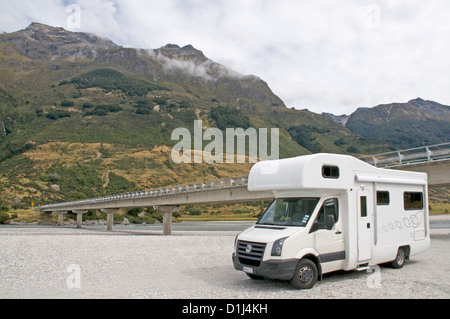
[343,98,450,148]
[322,113,350,126]
[0,23,391,209]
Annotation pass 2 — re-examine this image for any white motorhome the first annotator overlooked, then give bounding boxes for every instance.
[232,153,430,289]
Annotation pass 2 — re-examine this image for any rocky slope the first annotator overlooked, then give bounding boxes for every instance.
[326,98,450,148]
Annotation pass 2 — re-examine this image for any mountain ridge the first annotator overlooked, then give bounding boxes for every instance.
[1,23,443,210]
[342,98,450,148]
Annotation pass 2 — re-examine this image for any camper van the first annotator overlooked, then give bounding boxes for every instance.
[232,153,430,289]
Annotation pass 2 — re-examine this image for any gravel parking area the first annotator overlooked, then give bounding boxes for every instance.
[0,216,449,299]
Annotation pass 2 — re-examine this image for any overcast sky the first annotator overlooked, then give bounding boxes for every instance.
[1,0,449,115]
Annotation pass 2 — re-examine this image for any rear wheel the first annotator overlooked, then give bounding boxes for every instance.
[390,247,407,269]
[290,259,318,289]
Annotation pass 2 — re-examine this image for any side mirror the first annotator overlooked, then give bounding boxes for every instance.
[325,215,335,230]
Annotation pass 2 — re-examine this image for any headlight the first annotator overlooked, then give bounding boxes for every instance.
[271,237,289,256]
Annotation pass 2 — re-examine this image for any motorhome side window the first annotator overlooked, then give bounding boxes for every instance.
[377,191,390,205]
[315,198,339,230]
[322,165,339,179]
[404,192,423,210]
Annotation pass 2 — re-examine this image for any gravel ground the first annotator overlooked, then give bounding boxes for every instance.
[0,216,449,299]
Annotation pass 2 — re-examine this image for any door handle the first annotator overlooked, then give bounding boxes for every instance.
[335,230,342,235]
[367,223,371,229]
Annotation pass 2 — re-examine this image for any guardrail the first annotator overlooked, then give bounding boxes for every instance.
[39,176,249,211]
[359,142,450,168]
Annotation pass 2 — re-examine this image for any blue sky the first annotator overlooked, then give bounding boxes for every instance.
[1,0,449,115]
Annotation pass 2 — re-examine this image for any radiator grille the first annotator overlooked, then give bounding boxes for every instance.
[237,240,266,267]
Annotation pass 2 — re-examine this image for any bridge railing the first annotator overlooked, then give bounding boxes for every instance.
[359,142,450,168]
[39,176,248,211]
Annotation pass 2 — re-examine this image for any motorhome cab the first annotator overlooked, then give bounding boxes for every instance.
[232,153,430,289]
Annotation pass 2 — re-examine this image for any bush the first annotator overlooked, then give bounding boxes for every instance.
[152,96,168,105]
[126,207,144,217]
[126,214,155,224]
[233,209,251,215]
[186,207,201,215]
[82,102,94,109]
[61,100,75,107]
[0,212,10,224]
[46,110,71,120]
[69,69,168,97]
[47,173,61,183]
[288,125,329,153]
[346,146,360,153]
[135,107,151,114]
[210,105,251,130]
[84,104,123,117]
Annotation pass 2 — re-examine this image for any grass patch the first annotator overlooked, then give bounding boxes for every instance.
[430,202,450,215]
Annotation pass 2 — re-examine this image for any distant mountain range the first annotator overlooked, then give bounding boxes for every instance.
[0,23,448,208]
[323,98,450,148]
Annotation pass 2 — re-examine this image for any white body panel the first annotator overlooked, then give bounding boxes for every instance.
[239,153,430,276]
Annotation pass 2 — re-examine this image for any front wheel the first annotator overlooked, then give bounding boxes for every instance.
[290,259,318,289]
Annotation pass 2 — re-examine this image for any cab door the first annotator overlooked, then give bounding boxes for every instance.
[311,198,345,273]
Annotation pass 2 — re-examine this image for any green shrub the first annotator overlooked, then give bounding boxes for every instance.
[126,207,144,217]
[210,105,251,130]
[0,212,10,224]
[114,214,124,223]
[288,125,329,153]
[61,100,75,107]
[82,102,94,109]
[46,110,71,120]
[135,107,151,114]
[346,146,360,153]
[69,69,168,97]
[152,96,168,105]
[126,214,156,224]
[233,209,251,214]
[186,207,201,215]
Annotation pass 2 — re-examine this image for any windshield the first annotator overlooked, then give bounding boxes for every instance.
[257,198,320,227]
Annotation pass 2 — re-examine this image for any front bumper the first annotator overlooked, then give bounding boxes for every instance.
[232,252,297,280]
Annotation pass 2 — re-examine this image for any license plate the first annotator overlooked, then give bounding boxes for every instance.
[243,266,254,274]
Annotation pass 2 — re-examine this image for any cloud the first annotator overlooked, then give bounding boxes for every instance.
[0,0,449,115]
[153,49,216,82]
[0,0,67,32]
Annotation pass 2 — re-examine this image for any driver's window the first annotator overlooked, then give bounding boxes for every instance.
[315,198,339,230]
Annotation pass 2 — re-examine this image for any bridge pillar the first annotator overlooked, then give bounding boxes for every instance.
[155,206,181,235]
[73,210,88,229]
[56,212,66,226]
[101,209,120,231]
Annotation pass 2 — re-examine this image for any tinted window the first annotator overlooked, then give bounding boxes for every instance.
[322,166,340,179]
[315,198,339,230]
[360,196,367,217]
[404,192,423,210]
[377,191,390,205]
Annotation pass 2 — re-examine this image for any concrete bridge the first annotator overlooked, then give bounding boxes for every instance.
[358,142,450,187]
[39,177,274,235]
[39,143,450,235]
